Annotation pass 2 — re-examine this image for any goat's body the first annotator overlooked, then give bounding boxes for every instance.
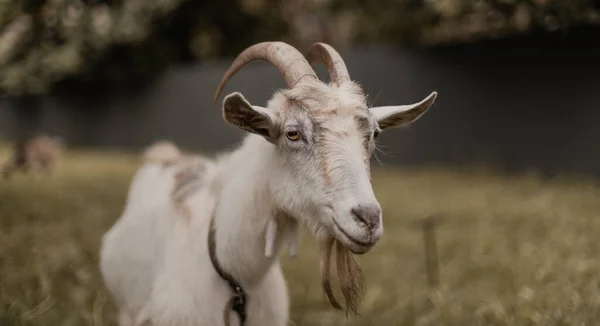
[101,40,438,326]
[100,136,291,326]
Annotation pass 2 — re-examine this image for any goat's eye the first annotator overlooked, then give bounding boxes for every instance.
[286,130,301,141]
[373,130,380,139]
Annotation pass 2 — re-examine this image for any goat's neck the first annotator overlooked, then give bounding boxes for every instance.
[211,135,289,288]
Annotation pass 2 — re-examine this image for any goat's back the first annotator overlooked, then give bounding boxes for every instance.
[100,154,218,319]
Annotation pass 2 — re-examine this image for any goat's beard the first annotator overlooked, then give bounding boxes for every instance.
[319,237,366,316]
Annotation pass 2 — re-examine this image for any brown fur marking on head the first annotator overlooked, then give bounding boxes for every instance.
[319,154,333,187]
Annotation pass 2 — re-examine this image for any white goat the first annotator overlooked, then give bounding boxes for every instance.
[99,41,438,326]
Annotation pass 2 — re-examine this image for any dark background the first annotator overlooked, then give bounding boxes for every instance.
[1,0,599,176]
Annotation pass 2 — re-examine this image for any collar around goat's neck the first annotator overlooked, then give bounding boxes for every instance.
[208,208,247,326]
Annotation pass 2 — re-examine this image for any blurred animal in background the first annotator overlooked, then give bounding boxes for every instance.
[1,135,64,179]
[100,41,437,326]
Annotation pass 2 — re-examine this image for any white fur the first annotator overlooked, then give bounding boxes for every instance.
[101,136,293,326]
[265,218,299,258]
[264,220,277,258]
[142,140,181,166]
[286,219,299,258]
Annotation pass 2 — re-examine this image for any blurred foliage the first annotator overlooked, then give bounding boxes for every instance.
[0,0,291,95]
[329,0,600,45]
[0,0,599,96]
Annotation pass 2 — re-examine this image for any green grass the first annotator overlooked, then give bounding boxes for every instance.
[2,146,600,325]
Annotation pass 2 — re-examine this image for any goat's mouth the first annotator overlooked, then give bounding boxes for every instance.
[332,219,374,255]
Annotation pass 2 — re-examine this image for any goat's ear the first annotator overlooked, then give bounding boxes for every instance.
[370,92,437,131]
[222,92,278,142]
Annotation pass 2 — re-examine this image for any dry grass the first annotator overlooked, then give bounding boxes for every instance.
[2,145,600,325]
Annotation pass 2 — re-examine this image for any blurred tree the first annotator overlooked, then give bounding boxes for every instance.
[1,0,599,97]
[0,0,292,97]
[327,0,600,46]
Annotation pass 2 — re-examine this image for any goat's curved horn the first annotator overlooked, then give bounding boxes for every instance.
[214,42,318,103]
[306,42,350,85]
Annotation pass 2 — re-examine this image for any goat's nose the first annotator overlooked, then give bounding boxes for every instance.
[351,204,381,230]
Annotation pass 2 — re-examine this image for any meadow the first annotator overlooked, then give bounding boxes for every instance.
[2,145,600,325]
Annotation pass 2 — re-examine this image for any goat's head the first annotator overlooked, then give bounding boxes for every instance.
[214,42,437,255]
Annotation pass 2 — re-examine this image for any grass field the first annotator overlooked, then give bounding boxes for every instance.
[2,146,600,325]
